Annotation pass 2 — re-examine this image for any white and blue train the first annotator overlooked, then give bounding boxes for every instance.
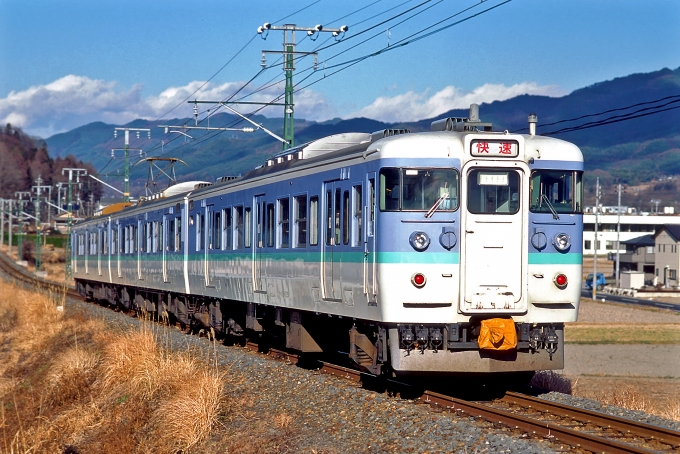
[73,105,583,377]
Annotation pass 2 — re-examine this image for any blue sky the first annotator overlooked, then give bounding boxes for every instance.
[1,0,678,138]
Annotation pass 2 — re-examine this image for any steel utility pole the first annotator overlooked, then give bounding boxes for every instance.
[257,22,348,150]
[615,184,622,288]
[7,199,12,257]
[592,178,600,301]
[15,191,30,262]
[32,176,51,272]
[0,198,4,251]
[62,168,87,278]
[114,127,150,202]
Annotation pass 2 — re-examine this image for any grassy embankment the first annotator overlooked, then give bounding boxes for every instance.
[0,280,294,453]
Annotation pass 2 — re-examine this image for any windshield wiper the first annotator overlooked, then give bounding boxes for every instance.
[541,194,560,220]
[425,192,449,218]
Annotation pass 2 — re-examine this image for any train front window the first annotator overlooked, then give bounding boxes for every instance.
[467,170,520,214]
[379,168,459,212]
[530,170,583,214]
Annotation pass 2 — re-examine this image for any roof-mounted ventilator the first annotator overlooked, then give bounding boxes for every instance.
[371,128,410,142]
[431,104,493,132]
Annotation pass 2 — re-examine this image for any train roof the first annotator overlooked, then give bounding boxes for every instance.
[82,106,582,222]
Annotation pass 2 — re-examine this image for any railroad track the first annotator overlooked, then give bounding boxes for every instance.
[1,252,679,453]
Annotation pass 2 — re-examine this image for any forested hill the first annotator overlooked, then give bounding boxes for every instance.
[0,124,100,200]
[44,67,680,193]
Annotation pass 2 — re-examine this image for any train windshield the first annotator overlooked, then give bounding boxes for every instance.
[379,168,459,211]
[467,169,521,214]
[530,170,583,214]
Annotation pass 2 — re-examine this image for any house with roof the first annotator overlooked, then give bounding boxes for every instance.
[615,234,655,283]
[653,225,680,288]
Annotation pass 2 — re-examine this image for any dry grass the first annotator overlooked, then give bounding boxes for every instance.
[0,279,230,453]
[577,383,680,422]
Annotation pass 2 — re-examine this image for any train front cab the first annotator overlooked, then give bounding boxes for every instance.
[386,133,583,375]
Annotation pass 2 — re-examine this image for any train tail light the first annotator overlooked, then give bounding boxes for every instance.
[553,273,568,289]
[411,272,427,288]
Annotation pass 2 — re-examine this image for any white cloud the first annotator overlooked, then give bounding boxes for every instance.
[0,75,336,138]
[0,75,566,138]
[346,82,567,122]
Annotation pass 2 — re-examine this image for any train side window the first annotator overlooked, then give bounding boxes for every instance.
[152,221,159,253]
[196,213,205,251]
[222,208,232,250]
[175,217,181,251]
[113,225,118,254]
[368,178,375,236]
[213,209,221,250]
[146,222,152,253]
[294,195,307,248]
[379,168,400,211]
[266,203,275,247]
[342,190,350,245]
[168,219,175,251]
[278,197,290,248]
[309,196,319,246]
[244,207,252,248]
[134,224,139,253]
[234,206,243,249]
[352,185,362,247]
[334,188,341,245]
[102,229,108,254]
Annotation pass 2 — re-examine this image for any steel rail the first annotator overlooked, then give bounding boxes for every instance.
[501,391,680,448]
[417,390,669,454]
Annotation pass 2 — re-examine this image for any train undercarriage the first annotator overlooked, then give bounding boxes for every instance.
[77,279,564,377]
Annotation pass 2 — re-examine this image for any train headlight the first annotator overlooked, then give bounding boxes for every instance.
[554,273,568,289]
[552,233,571,252]
[411,272,427,288]
[409,231,430,251]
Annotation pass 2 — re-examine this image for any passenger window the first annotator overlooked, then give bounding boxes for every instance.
[175,216,182,252]
[213,210,221,250]
[266,203,275,247]
[342,190,350,245]
[234,206,244,249]
[368,178,375,236]
[352,185,362,247]
[309,197,319,246]
[244,207,252,248]
[294,195,307,248]
[223,208,232,250]
[278,198,290,248]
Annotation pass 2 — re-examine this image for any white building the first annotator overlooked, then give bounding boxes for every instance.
[583,213,680,256]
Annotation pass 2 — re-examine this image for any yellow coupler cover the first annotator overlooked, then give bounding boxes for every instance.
[478,318,518,351]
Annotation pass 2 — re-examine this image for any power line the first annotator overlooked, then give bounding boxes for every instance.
[512,94,680,132]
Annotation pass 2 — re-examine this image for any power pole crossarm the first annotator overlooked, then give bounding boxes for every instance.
[257,22,348,150]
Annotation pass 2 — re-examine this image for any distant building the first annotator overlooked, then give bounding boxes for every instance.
[653,225,680,289]
[584,212,680,256]
[615,234,655,283]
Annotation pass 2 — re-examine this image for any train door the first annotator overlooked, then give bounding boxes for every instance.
[322,181,343,300]
[162,214,169,283]
[253,195,266,292]
[460,162,527,313]
[364,173,377,303]
[97,226,103,276]
[204,205,217,287]
[115,221,122,278]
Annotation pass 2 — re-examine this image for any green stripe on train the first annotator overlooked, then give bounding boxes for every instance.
[528,253,582,265]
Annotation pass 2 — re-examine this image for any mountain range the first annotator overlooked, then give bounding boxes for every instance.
[44,67,680,199]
